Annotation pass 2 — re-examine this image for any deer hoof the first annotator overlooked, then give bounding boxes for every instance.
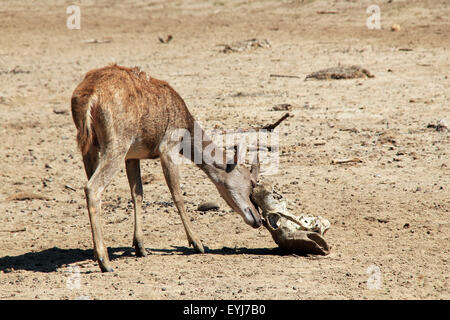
[191,240,205,254]
[100,265,114,273]
[133,241,148,257]
[98,258,114,272]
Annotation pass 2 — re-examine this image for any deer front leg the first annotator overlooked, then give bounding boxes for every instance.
[159,152,205,253]
[125,159,147,257]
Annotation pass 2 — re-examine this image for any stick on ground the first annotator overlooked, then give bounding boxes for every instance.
[261,113,291,131]
[331,157,363,164]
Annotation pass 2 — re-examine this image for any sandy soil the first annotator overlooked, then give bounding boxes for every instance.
[0,0,448,300]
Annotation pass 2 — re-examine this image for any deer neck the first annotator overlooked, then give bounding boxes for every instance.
[186,121,228,181]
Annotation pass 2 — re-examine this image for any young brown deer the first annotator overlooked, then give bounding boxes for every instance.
[71,64,262,272]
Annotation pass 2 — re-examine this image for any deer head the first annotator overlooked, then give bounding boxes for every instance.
[212,160,262,228]
[199,114,291,229]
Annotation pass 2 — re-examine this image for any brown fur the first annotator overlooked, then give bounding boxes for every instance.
[71,64,193,156]
[70,64,261,272]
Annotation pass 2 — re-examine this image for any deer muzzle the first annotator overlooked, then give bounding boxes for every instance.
[244,205,262,228]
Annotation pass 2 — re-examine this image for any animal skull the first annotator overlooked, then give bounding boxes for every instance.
[251,181,331,255]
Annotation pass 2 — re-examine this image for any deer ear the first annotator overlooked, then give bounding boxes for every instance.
[232,145,239,164]
[225,145,238,172]
[225,145,239,172]
[250,153,260,184]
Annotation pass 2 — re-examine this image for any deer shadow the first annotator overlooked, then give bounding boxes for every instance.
[0,246,133,273]
[147,245,289,256]
[0,245,291,273]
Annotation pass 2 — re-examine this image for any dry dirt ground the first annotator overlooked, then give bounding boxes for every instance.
[0,0,449,300]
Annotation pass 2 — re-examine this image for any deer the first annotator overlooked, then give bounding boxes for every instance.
[71,64,262,272]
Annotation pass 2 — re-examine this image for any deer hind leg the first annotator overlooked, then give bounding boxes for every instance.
[125,159,147,257]
[159,152,205,253]
[83,146,99,179]
[84,147,127,272]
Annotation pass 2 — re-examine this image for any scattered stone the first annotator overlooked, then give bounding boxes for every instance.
[305,65,374,80]
[218,39,271,53]
[53,109,68,115]
[197,201,220,211]
[427,119,448,132]
[271,103,292,111]
[378,130,399,145]
[158,35,173,43]
[365,217,388,223]
[0,66,30,75]
[391,24,401,31]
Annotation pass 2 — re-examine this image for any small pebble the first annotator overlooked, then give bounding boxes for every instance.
[197,201,220,211]
[391,24,401,31]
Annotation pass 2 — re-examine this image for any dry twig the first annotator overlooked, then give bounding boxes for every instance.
[331,157,363,164]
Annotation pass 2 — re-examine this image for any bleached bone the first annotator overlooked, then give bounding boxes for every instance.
[252,181,331,255]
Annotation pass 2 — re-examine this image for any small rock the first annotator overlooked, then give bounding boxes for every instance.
[427,120,447,131]
[158,35,173,43]
[197,201,220,211]
[53,109,68,115]
[437,119,448,131]
[378,130,398,145]
[272,104,292,111]
[391,24,401,32]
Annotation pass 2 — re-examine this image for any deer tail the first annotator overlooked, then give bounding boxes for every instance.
[71,94,97,156]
